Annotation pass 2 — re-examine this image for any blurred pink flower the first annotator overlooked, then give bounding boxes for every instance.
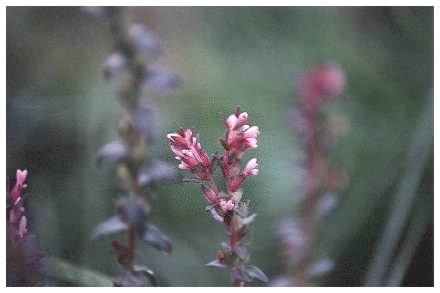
[297,63,346,111]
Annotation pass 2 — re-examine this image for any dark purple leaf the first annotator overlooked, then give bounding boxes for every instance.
[129,106,157,143]
[128,24,161,62]
[102,52,127,79]
[232,268,252,283]
[244,265,269,283]
[143,66,181,95]
[116,197,146,236]
[305,257,334,279]
[96,140,128,167]
[7,233,47,286]
[91,216,127,239]
[115,267,157,287]
[205,259,226,269]
[142,224,172,254]
[234,245,249,261]
[137,159,180,187]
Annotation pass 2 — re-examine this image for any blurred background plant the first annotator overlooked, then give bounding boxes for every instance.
[272,62,348,286]
[86,7,181,287]
[6,6,433,286]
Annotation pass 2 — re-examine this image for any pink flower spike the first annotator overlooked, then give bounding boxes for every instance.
[243,158,259,177]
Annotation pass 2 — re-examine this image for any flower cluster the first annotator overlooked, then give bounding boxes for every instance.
[7,169,47,286]
[8,169,29,239]
[168,129,211,179]
[168,107,267,286]
[275,63,348,286]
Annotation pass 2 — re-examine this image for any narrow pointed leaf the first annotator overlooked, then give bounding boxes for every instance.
[142,224,172,254]
[91,216,127,239]
[117,197,146,236]
[138,159,180,187]
[305,258,334,279]
[245,265,269,283]
[205,259,226,269]
[96,140,128,167]
[207,207,224,222]
[241,213,257,225]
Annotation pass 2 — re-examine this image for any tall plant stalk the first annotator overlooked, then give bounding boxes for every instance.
[86,7,180,286]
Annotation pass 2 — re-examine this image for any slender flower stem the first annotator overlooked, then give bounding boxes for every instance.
[127,226,136,271]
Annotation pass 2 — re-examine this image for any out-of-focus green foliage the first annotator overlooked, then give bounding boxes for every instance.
[7,7,433,286]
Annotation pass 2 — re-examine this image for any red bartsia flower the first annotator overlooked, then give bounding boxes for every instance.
[167,107,261,197]
[224,109,260,156]
[167,129,211,180]
[168,108,267,285]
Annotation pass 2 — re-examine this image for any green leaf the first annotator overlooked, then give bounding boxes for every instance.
[46,257,113,286]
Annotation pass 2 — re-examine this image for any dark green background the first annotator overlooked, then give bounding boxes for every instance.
[7,6,433,286]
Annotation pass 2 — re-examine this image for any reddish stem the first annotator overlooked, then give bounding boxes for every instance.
[127,226,136,271]
[295,108,323,286]
[233,279,243,287]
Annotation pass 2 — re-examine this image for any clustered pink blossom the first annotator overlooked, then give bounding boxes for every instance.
[167,107,263,286]
[167,107,260,214]
[7,169,29,239]
[167,129,211,179]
